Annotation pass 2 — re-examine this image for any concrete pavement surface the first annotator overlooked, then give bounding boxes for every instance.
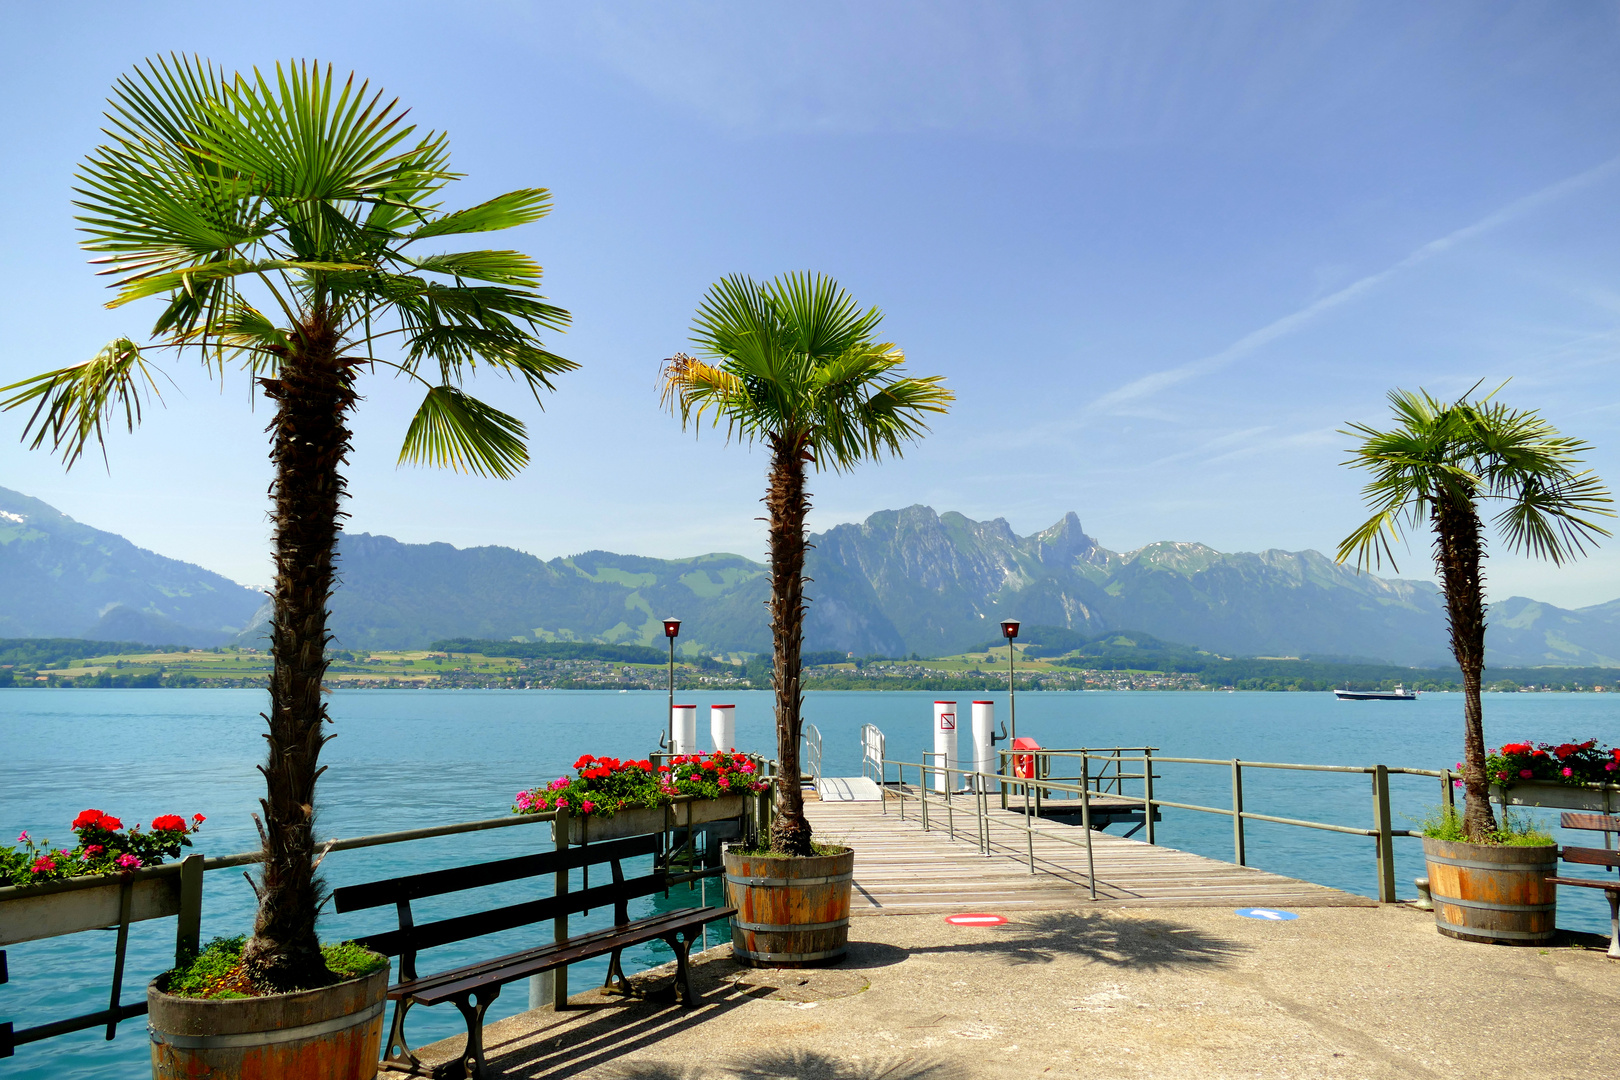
[394,904,1616,1080]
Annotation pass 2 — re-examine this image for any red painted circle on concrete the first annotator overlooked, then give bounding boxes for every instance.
[944,913,1007,926]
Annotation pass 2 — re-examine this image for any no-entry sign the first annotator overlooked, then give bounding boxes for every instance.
[944,913,1007,926]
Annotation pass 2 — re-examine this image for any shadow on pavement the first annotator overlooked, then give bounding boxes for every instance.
[597,1048,968,1079]
[910,909,1246,968]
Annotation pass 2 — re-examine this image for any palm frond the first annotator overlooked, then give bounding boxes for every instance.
[403,250,542,287]
[397,385,528,478]
[408,189,553,238]
[0,339,167,468]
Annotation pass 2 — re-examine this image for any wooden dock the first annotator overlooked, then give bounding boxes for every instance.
[806,789,1376,914]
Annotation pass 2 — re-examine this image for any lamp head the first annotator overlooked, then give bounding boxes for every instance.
[663,619,681,639]
[1000,619,1020,640]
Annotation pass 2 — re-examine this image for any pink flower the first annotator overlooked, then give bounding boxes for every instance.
[1452,780,1464,788]
[85,844,104,855]
[16,831,27,843]
[535,796,549,810]
[739,762,755,774]
[555,797,569,807]
[515,792,533,810]
[31,856,55,873]
[718,777,731,788]
[1607,762,1617,772]
[115,854,141,869]
[580,800,596,813]
[1519,769,1534,779]
[1562,767,1574,777]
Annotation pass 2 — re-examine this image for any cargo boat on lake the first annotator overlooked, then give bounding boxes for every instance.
[1333,684,1418,701]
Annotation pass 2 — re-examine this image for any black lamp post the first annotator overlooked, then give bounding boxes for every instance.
[1001,620,1020,742]
[663,619,681,751]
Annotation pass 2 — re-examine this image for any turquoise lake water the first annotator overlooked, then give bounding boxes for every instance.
[3,687,1617,1078]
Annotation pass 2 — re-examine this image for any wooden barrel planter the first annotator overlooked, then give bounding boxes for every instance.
[148,965,388,1080]
[1422,837,1558,946]
[723,846,854,967]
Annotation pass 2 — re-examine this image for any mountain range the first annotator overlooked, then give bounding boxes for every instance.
[3,484,1619,667]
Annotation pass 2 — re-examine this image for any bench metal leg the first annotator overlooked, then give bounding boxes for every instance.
[1607,890,1619,960]
[447,985,501,1080]
[666,931,697,1006]
[383,996,426,1074]
[602,948,631,995]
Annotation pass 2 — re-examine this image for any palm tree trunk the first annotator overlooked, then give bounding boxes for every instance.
[766,434,814,856]
[1433,492,1497,841]
[242,327,355,992]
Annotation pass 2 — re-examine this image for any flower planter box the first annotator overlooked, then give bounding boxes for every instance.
[1490,781,1620,813]
[0,869,181,945]
[551,794,749,844]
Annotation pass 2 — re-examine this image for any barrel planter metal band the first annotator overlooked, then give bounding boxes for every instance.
[724,872,853,888]
[1421,837,1558,946]
[150,1000,385,1050]
[148,964,389,1080]
[723,847,855,969]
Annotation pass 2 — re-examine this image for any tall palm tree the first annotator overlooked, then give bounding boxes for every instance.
[662,273,952,855]
[1,57,572,991]
[1338,388,1610,841]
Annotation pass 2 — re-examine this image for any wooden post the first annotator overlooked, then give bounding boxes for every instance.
[1373,764,1396,903]
[1442,768,1456,819]
[1143,749,1156,846]
[1231,760,1246,866]
[175,853,203,966]
[552,806,570,1010]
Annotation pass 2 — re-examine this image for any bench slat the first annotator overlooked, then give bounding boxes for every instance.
[1559,812,1620,833]
[1561,846,1620,868]
[1546,875,1620,891]
[412,906,735,1006]
[332,832,661,913]
[355,871,672,958]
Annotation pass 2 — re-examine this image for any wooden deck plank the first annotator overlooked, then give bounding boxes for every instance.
[806,789,1377,913]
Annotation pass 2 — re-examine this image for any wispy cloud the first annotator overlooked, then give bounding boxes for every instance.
[1086,155,1620,416]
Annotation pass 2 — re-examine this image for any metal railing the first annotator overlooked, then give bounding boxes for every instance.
[804,722,823,785]
[867,736,1459,905]
[860,724,885,784]
[1,778,765,1059]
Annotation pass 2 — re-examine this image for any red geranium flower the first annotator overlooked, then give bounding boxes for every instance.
[575,755,595,769]
[151,815,187,832]
[73,809,108,830]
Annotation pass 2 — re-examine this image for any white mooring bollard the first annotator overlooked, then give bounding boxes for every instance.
[932,700,958,793]
[672,704,698,755]
[710,703,735,752]
[971,700,995,789]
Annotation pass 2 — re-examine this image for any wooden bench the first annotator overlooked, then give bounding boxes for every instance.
[331,832,734,1079]
[1545,812,1620,959]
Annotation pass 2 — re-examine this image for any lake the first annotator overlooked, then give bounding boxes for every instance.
[3,687,1616,1078]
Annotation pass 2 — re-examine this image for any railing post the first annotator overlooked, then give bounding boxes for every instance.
[1024,781,1035,873]
[1143,749,1156,846]
[1079,753,1097,900]
[175,853,203,966]
[1231,759,1246,866]
[1442,768,1456,819]
[920,759,930,832]
[548,806,571,1010]
[946,761,956,841]
[1373,764,1396,903]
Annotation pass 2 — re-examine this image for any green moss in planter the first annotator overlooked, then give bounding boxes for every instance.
[726,840,849,858]
[1417,807,1553,846]
[165,936,387,999]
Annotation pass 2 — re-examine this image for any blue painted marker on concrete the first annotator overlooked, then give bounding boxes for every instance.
[1235,908,1299,921]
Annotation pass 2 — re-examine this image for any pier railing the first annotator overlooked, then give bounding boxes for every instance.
[0,776,764,1060]
[869,745,1458,904]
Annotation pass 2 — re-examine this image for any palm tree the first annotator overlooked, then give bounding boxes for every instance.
[0,57,572,991]
[662,273,952,855]
[1338,388,1610,841]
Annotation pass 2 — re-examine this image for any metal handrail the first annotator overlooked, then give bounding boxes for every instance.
[865,734,1452,905]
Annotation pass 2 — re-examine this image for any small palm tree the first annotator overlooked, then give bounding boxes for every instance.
[662,273,952,855]
[1,56,572,990]
[1338,388,1610,841]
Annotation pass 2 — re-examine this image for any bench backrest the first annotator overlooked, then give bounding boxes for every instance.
[331,832,665,980]
[1559,813,1620,871]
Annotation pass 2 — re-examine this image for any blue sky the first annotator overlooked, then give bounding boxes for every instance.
[2,2,1618,608]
